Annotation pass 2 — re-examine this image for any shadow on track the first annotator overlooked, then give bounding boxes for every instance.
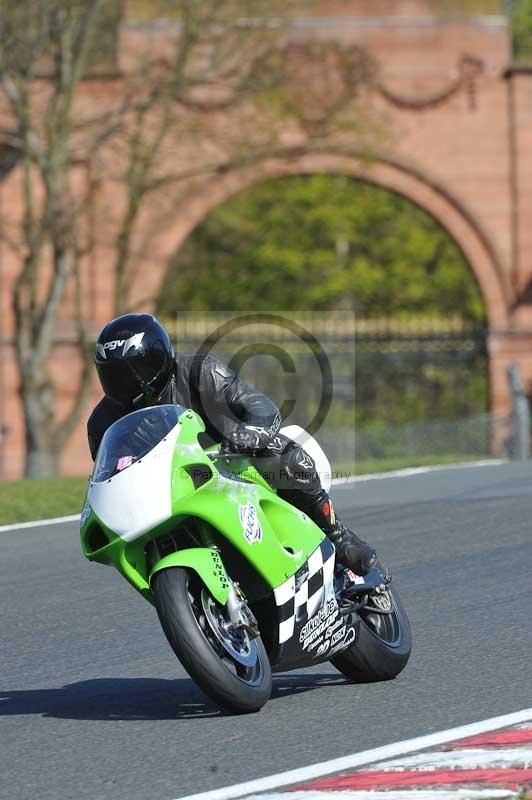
[0,671,349,720]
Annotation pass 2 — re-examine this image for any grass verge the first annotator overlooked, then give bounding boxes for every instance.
[0,476,88,526]
[0,454,500,527]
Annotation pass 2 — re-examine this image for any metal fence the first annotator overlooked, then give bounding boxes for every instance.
[318,413,512,472]
[171,313,526,474]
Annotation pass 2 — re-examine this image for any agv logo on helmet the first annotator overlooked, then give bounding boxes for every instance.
[96,332,145,360]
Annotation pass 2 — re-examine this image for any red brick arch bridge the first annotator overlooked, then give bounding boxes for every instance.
[1,3,531,477]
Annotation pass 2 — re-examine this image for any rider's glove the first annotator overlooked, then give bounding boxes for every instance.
[226,424,271,454]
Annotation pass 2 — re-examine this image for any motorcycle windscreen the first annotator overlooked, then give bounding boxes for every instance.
[92,404,185,481]
[88,404,186,541]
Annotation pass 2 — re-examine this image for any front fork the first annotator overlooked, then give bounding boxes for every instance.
[226,583,260,638]
[149,520,260,637]
[198,521,260,637]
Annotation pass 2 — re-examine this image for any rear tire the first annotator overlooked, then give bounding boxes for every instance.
[152,567,272,713]
[332,586,412,682]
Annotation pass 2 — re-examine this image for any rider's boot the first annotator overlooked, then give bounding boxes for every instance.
[304,491,378,576]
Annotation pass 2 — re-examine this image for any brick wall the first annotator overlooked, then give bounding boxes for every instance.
[2,1,532,478]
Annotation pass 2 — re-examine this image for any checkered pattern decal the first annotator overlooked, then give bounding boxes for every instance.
[274,538,336,645]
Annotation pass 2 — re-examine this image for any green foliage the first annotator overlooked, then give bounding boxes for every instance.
[355,357,488,427]
[159,175,489,425]
[159,175,485,323]
[430,0,503,14]
[512,0,532,61]
[124,0,316,21]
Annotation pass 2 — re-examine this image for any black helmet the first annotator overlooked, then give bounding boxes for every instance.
[95,314,175,408]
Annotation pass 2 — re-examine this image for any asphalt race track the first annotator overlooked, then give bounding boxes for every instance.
[1,461,531,800]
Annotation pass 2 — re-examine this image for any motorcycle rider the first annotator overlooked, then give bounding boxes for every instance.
[87,313,378,575]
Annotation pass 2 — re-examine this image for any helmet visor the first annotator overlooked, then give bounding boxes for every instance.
[97,348,169,404]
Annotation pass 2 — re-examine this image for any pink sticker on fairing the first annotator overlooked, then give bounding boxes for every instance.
[117,456,134,471]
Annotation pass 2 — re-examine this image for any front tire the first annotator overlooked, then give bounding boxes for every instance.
[332,586,412,682]
[152,567,272,713]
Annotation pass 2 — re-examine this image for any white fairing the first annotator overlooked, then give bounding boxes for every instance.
[87,422,180,542]
[280,425,332,492]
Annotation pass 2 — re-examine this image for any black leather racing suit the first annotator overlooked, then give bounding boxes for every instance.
[87,354,323,508]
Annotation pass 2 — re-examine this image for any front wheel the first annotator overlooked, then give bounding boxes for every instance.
[152,567,272,713]
[332,585,412,682]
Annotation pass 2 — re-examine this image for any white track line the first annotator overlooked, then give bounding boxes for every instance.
[331,459,507,485]
[0,513,79,534]
[248,792,515,800]
[0,459,508,534]
[175,708,532,800]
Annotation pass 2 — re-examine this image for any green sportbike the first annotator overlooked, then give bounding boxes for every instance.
[80,404,411,713]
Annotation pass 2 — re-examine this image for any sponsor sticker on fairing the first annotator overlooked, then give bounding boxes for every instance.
[239,503,262,544]
[299,597,339,650]
[328,626,356,657]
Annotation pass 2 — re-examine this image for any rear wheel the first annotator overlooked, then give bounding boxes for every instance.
[152,567,272,713]
[332,585,412,682]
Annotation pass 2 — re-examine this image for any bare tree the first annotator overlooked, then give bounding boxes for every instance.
[0,0,379,477]
[0,0,120,476]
